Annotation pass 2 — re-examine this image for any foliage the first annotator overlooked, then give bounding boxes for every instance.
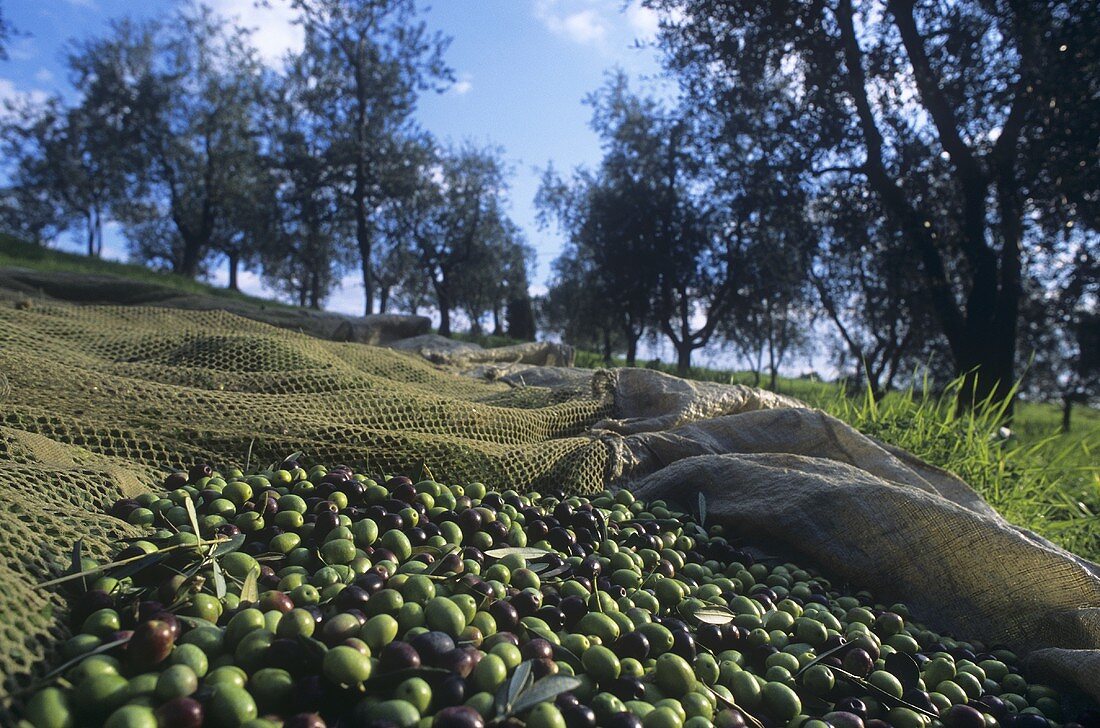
[290,0,452,315]
[647,0,1100,411]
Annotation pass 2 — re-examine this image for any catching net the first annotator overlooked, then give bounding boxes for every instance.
[0,299,1097,714]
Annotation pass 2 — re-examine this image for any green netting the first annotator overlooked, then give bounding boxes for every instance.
[0,302,611,706]
[2,298,1098,716]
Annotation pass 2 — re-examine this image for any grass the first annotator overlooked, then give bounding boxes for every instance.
[4,236,1097,559]
[0,233,293,309]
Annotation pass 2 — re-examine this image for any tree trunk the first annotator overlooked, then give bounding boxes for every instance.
[769,366,778,392]
[437,288,452,337]
[86,211,96,257]
[492,305,503,337]
[602,328,613,366]
[1062,395,1073,434]
[626,334,639,367]
[378,286,390,314]
[676,345,692,377]
[178,238,204,278]
[357,231,373,316]
[227,251,239,291]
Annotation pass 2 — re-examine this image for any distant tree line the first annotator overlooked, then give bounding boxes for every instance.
[0,0,536,338]
[538,0,1097,423]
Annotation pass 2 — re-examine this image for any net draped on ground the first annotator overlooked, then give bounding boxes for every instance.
[0,301,1097,712]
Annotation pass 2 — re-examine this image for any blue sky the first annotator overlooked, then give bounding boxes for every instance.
[0,0,672,316]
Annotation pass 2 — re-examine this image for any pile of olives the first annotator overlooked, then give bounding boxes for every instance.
[19,462,1097,728]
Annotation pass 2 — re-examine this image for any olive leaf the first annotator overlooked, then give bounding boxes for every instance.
[536,563,572,580]
[282,451,304,466]
[829,665,938,719]
[483,547,552,559]
[183,496,202,545]
[210,558,227,599]
[700,683,766,728]
[550,642,583,670]
[792,640,850,678]
[239,568,259,604]
[109,551,166,582]
[884,652,921,690]
[244,438,255,473]
[211,533,246,558]
[698,492,708,528]
[495,659,534,717]
[509,675,582,717]
[37,635,131,683]
[690,607,737,625]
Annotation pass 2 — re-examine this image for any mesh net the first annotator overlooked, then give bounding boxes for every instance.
[0,302,611,706]
[1,298,1098,714]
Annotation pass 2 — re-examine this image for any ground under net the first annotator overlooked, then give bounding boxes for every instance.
[0,300,1097,716]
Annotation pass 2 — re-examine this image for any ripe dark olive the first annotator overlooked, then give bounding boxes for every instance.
[561,703,597,728]
[532,656,558,678]
[834,698,868,719]
[128,619,175,670]
[560,596,587,630]
[354,572,385,594]
[489,600,519,631]
[458,509,482,535]
[187,463,213,483]
[973,695,1008,721]
[434,674,467,708]
[433,705,486,728]
[616,631,650,661]
[528,520,549,541]
[696,623,723,649]
[669,629,696,660]
[604,712,643,728]
[521,638,554,661]
[944,706,986,728]
[439,648,475,677]
[607,677,645,701]
[842,647,873,677]
[334,586,371,613]
[555,693,580,708]
[536,605,565,630]
[379,641,420,672]
[511,590,541,617]
[410,631,456,667]
[482,632,519,651]
[283,712,327,728]
[155,696,204,728]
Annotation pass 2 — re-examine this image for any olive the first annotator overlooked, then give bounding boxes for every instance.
[944,706,985,728]
[668,629,696,660]
[410,631,456,666]
[521,638,554,661]
[489,600,519,631]
[616,631,651,660]
[154,697,204,728]
[432,705,485,728]
[438,647,475,677]
[283,713,327,728]
[379,641,421,671]
[842,647,874,677]
[128,619,175,670]
[604,712,643,728]
[561,703,597,728]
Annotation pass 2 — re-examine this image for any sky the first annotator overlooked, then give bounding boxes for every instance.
[0,0,673,318]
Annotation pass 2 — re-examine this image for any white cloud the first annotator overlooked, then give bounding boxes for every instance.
[0,78,50,115]
[34,68,55,84]
[534,1,609,46]
[451,72,474,96]
[65,0,99,8]
[625,4,660,39]
[209,0,304,67]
